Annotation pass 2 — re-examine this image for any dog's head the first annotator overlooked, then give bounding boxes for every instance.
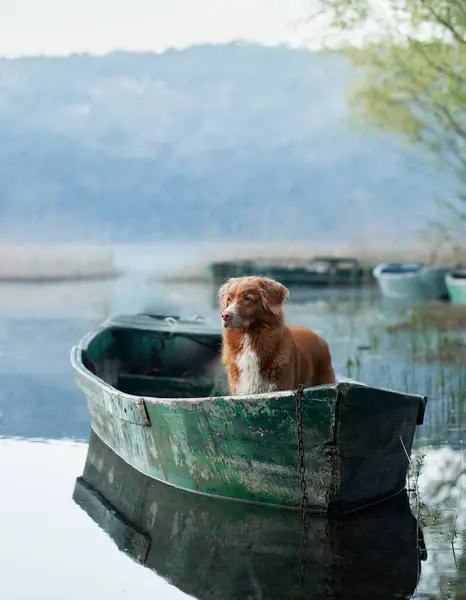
[218,276,289,329]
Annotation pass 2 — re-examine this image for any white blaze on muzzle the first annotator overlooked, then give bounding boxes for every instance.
[222,300,250,328]
[223,300,238,317]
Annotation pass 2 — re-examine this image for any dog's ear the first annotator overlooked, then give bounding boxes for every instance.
[218,279,233,311]
[259,278,289,316]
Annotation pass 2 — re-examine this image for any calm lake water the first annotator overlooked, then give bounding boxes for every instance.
[0,272,464,599]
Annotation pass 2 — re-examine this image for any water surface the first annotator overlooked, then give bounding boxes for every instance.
[0,273,464,599]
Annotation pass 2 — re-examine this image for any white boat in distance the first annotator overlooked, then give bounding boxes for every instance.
[372,262,452,301]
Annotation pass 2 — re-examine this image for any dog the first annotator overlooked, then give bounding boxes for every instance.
[218,276,336,395]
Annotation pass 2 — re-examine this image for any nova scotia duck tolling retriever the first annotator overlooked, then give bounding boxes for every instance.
[218,276,336,395]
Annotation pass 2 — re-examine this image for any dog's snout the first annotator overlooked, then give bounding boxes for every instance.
[221,311,231,322]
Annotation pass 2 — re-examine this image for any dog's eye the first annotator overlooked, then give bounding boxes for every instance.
[226,297,231,305]
[243,294,252,302]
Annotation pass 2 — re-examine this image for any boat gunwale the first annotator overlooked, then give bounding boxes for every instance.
[446,272,466,285]
[101,313,222,336]
[374,262,454,276]
[372,261,422,278]
[70,318,427,408]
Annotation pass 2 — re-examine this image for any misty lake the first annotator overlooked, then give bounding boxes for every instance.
[0,266,464,599]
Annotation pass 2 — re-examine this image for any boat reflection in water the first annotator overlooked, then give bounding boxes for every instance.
[74,431,427,600]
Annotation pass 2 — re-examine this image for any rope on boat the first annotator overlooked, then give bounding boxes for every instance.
[163,317,178,331]
[163,314,216,331]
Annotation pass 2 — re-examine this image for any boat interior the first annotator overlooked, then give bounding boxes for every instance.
[451,268,466,279]
[81,317,229,399]
[376,262,424,275]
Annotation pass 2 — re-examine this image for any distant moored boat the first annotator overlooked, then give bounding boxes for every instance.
[372,262,452,301]
[445,268,466,305]
[209,256,374,288]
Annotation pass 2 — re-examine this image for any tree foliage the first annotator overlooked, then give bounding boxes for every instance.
[321,0,466,239]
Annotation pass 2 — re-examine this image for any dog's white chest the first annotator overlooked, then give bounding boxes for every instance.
[236,335,275,395]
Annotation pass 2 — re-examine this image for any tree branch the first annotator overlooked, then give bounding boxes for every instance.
[432,102,466,141]
[406,37,465,86]
[420,0,466,44]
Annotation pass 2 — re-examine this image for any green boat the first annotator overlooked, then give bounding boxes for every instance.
[70,313,427,514]
[209,256,374,288]
[445,269,466,305]
[73,430,426,600]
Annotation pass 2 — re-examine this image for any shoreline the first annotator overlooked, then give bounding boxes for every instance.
[0,272,122,284]
[158,244,466,284]
[0,242,464,284]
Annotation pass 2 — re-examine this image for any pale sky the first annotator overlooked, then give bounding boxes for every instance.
[0,0,321,57]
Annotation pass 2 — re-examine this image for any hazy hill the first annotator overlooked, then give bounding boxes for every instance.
[0,43,454,244]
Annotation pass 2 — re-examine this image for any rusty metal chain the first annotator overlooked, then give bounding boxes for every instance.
[295,383,309,598]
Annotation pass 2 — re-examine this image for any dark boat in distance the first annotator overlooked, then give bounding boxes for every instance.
[71,313,427,514]
[73,430,426,600]
[209,256,374,288]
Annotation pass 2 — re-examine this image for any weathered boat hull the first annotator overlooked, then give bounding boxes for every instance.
[373,263,452,301]
[445,272,466,305]
[71,314,427,513]
[73,430,426,600]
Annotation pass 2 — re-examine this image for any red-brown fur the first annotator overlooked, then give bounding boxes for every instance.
[218,276,336,395]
